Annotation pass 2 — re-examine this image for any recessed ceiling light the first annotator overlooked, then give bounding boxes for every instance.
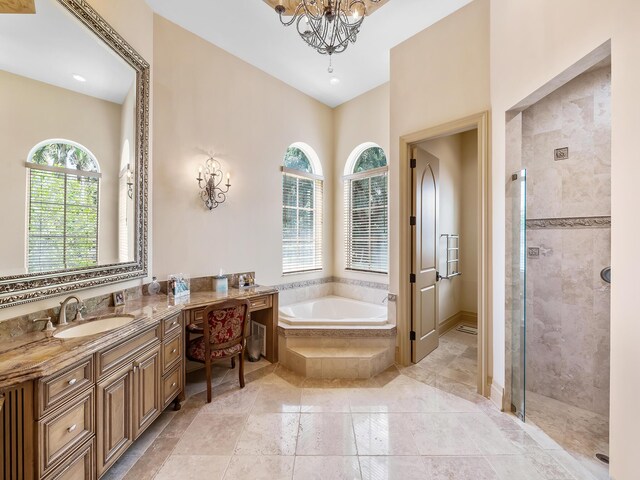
[329,77,340,86]
[72,74,87,82]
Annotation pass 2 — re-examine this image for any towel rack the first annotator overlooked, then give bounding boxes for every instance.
[441,234,462,280]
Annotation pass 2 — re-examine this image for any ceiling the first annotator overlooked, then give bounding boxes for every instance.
[0,0,135,104]
[145,0,472,107]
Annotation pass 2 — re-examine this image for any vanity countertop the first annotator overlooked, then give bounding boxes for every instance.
[0,286,278,389]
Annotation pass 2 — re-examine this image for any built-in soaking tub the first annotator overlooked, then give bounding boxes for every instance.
[279,295,387,327]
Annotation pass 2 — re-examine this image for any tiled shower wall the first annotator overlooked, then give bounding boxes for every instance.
[523,65,611,416]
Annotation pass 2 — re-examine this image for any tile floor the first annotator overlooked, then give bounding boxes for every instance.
[525,392,609,480]
[102,329,609,480]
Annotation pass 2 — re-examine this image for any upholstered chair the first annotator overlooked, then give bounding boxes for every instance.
[185,299,251,402]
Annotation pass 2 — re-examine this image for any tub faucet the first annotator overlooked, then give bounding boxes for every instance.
[58,296,84,326]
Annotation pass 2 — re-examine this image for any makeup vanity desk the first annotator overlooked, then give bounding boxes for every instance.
[0,286,279,480]
[177,286,280,363]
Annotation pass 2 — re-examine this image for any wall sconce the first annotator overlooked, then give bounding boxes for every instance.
[196,156,231,210]
[126,164,134,199]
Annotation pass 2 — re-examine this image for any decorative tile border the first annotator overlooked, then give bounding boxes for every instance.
[526,216,611,229]
[275,276,389,292]
[276,277,334,291]
[333,277,389,291]
[278,325,397,338]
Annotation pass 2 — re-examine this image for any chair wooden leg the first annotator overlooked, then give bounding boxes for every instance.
[205,357,212,403]
[231,357,235,369]
[239,352,245,388]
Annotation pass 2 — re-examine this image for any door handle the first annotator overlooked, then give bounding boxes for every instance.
[436,271,442,282]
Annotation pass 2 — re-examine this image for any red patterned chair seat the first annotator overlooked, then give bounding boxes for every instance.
[186,299,251,403]
[187,337,243,362]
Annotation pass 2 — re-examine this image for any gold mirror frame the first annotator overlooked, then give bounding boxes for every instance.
[0,0,150,308]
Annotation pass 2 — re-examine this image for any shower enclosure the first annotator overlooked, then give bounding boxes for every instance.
[506,59,611,473]
[509,170,526,421]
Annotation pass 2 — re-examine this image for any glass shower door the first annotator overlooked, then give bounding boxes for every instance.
[509,170,527,420]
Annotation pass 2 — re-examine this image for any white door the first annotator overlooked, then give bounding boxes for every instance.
[411,146,440,363]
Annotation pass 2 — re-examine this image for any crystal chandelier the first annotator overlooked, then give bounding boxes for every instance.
[273,1,381,60]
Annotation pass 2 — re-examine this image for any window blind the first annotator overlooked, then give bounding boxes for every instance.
[282,171,323,274]
[344,171,388,273]
[28,168,99,272]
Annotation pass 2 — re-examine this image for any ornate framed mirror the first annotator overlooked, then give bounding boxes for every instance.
[0,0,150,308]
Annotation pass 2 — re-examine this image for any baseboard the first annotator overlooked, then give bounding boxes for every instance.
[490,381,505,411]
[439,311,478,336]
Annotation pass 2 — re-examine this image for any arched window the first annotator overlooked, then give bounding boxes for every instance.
[344,144,388,273]
[282,143,323,274]
[26,140,100,272]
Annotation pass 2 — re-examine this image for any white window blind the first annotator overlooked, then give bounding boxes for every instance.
[282,170,323,274]
[344,169,388,273]
[28,167,99,272]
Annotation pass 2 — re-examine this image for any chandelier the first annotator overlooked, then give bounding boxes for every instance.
[273,1,382,60]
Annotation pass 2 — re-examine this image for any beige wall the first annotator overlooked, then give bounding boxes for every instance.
[419,130,478,325]
[460,130,478,313]
[0,70,122,273]
[152,15,334,286]
[332,83,390,283]
[491,0,640,477]
[0,0,154,322]
[389,0,490,355]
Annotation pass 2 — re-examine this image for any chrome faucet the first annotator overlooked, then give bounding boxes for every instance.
[58,296,84,326]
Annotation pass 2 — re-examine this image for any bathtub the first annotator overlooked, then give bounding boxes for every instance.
[279,295,387,327]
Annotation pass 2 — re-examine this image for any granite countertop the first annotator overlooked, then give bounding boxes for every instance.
[0,286,278,390]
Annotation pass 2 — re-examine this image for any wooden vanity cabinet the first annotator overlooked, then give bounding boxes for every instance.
[132,345,161,438]
[96,313,183,476]
[0,312,185,479]
[96,329,161,476]
[0,382,35,480]
[96,364,133,476]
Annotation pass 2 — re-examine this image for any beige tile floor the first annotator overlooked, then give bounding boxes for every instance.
[525,391,609,480]
[102,330,609,480]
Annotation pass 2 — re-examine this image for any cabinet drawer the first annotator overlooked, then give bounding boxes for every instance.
[163,314,182,337]
[162,332,183,374]
[162,364,183,409]
[38,357,94,418]
[42,438,95,480]
[97,325,160,378]
[192,308,205,324]
[38,388,95,478]
[250,295,271,311]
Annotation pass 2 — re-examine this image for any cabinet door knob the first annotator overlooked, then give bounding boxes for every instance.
[68,378,77,386]
[171,382,177,388]
[171,320,177,326]
[67,424,77,433]
[171,348,177,354]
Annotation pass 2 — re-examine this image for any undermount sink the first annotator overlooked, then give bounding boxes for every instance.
[54,316,136,339]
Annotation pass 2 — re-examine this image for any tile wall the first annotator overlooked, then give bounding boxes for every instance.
[521,65,611,416]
